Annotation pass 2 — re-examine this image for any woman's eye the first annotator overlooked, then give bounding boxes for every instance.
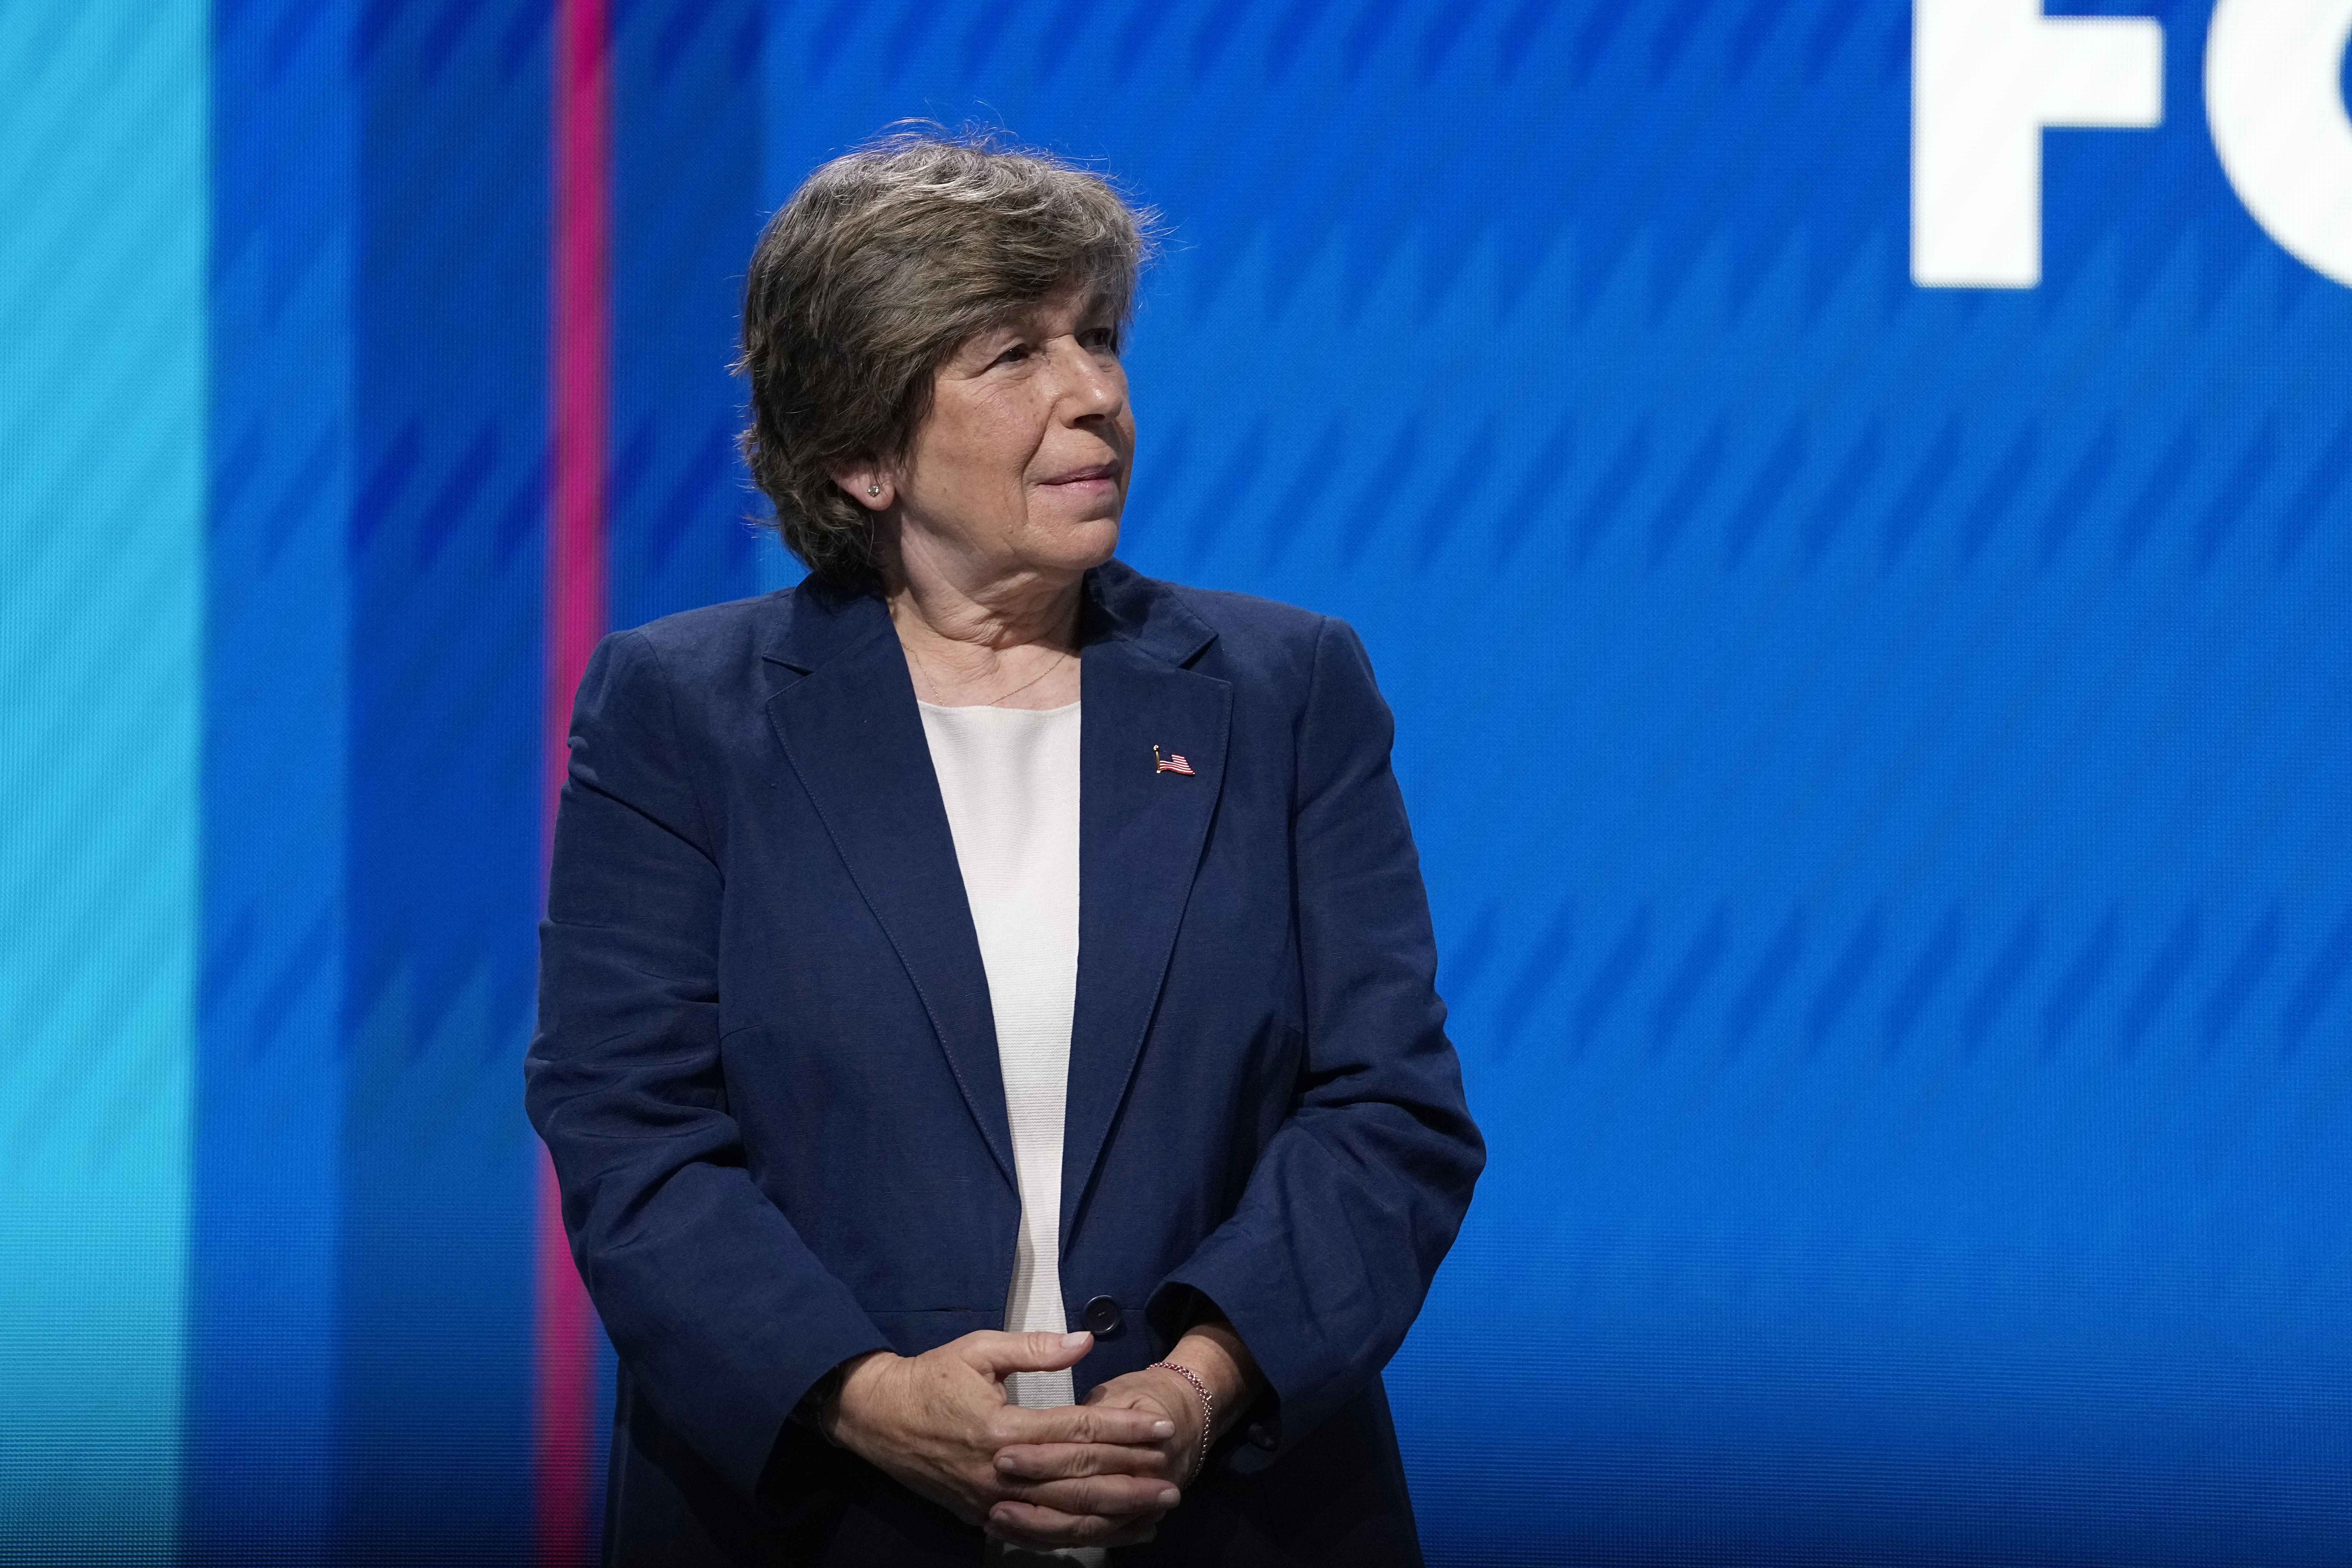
[991,343,1031,367]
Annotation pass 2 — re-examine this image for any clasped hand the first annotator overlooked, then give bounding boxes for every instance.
[826,1330,1200,1550]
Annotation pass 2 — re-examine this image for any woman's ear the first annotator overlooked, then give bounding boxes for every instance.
[829,461,892,511]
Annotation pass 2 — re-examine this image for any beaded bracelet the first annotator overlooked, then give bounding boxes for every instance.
[1150,1359,1214,1481]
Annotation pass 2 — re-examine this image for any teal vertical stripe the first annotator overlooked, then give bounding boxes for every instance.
[0,1,208,1557]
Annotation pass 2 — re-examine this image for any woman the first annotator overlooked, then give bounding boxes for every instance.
[526,131,1483,1565]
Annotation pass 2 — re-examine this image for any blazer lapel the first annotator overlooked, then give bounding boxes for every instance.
[762,596,1017,1192]
[1062,571,1231,1245]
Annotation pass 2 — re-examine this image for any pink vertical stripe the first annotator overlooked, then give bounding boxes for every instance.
[541,0,608,1561]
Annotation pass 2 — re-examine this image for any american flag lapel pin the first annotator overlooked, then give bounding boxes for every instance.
[1153,744,1195,776]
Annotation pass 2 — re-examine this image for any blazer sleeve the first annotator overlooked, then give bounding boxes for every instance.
[1153,615,1485,1471]
[524,628,889,1500]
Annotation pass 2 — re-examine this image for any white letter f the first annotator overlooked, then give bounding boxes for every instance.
[1912,0,2165,288]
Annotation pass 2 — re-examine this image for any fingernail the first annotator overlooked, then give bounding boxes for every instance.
[1061,1331,1089,1347]
[995,1454,1015,1471]
[1151,1420,1174,1437]
[1158,1488,1180,1505]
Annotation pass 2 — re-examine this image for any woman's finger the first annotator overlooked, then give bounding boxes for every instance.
[994,1440,1170,1481]
[998,1474,1180,1518]
[986,1499,1168,1550]
[957,1328,1093,1380]
[989,1400,1172,1449]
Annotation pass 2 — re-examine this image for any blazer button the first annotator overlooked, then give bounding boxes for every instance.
[1080,1295,1123,1336]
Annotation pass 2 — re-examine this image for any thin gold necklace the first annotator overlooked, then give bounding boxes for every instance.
[908,640,1072,708]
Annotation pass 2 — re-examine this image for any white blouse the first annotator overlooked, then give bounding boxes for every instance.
[916,699,1084,1413]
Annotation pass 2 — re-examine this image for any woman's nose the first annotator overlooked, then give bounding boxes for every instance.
[1053,339,1124,419]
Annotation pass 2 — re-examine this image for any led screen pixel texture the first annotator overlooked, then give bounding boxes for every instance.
[1,1,2348,1563]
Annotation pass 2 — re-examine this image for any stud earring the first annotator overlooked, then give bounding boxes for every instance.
[867,484,881,497]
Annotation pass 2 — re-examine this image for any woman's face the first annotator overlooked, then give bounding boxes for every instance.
[883,284,1134,588]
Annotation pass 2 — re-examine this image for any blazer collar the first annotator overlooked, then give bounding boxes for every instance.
[758,562,1230,1234]
[1062,592,1231,1251]
[1074,557,1219,668]
[762,593,1019,1191]
[757,573,891,676]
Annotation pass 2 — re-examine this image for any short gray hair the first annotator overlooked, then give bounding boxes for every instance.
[738,127,1159,588]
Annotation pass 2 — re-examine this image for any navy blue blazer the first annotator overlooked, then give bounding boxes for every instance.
[526,561,1483,1565]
